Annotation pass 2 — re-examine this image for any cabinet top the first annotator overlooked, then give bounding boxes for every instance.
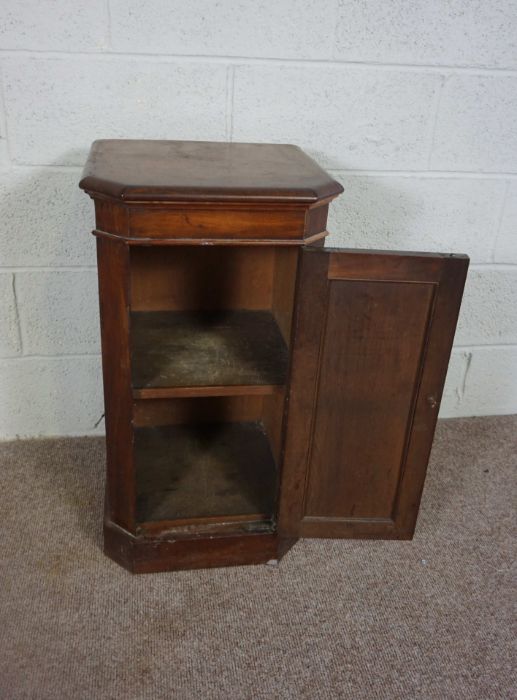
[79,139,343,205]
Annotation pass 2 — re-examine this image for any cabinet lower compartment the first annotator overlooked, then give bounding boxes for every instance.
[104,419,284,573]
[135,421,278,527]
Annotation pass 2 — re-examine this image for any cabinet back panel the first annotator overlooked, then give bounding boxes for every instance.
[135,422,278,524]
[130,246,275,311]
[133,396,264,427]
[133,393,285,465]
[305,280,434,519]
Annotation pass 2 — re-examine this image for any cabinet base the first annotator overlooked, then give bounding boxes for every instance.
[104,519,286,574]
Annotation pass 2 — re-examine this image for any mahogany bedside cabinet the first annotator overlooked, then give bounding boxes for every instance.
[79,139,468,574]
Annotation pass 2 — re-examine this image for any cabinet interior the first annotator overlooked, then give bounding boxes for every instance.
[129,246,299,532]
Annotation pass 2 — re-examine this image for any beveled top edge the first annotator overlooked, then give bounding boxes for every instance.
[79,139,344,204]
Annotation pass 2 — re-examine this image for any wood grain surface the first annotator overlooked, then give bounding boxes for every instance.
[130,310,289,389]
[278,247,468,540]
[80,140,343,204]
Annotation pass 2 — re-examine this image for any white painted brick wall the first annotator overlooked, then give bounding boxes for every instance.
[327,176,506,262]
[333,0,517,69]
[3,56,229,165]
[430,74,517,172]
[0,356,104,438]
[16,271,100,355]
[0,0,515,438]
[442,347,517,417]
[455,268,517,346]
[109,0,337,60]
[232,65,442,170]
[0,2,109,52]
[0,273,21,357]
[495,182,517,263]
[0,169,96,266]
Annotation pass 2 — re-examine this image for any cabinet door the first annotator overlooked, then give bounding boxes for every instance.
[278,247,468,540]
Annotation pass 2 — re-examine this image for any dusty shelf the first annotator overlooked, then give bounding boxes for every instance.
[130,310,289,393]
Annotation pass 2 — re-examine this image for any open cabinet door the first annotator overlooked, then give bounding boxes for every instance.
[278,247,468,541]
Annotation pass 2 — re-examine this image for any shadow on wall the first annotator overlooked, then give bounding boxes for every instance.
[0,151,105,439]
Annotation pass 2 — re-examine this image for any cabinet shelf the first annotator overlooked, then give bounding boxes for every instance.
[131,310,289,393]
[135,421,278,524]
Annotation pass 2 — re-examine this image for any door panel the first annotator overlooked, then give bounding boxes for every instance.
[305,280,434,520]
[278,248,468,540]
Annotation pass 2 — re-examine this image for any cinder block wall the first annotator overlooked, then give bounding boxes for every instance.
[0,1,516,438]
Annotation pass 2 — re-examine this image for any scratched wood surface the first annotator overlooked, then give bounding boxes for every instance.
[80,140,343,204]
[130,310,289,389]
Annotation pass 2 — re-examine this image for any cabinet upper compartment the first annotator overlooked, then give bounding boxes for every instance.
[79,140,343,205]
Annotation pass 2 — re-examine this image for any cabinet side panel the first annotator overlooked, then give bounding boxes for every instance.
[305,280,434,520]
[305,204,329,237]
[96,237,135,531]
[94,199,129,236]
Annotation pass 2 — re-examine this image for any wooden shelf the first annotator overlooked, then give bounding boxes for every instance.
[133,384,278,400]
[135,422,278,524]
[131,310,288,393]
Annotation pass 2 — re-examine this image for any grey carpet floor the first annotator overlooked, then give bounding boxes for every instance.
[0,416,515,700]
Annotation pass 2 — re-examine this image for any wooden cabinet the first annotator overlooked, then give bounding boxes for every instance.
[80,140,468,573]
